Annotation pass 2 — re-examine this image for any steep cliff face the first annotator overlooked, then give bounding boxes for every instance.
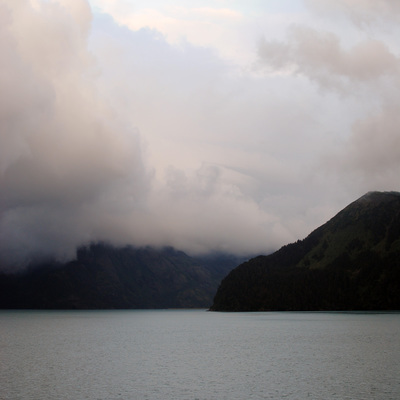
[0,245,245,309]
[211,192,400,311]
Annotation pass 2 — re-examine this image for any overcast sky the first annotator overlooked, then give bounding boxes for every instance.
[1,0,400,269]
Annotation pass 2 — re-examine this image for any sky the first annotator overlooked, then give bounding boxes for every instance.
[1,0,400,269]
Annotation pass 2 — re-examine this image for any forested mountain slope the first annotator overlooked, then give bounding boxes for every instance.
[0,245,244,309]
[211,192,400,311]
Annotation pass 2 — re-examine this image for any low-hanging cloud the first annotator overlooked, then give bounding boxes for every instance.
[0,0,150,268]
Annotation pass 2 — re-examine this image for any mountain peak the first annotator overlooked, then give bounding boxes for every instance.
[356,191,400,204]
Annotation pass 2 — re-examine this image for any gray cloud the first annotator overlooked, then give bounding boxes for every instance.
[305,0,400,26]
[329,106,400,192]
[257,2,400,199]
[258,26,399,91]
[1,0,277,269]
[0,0,149,267]
[2,0,400,270]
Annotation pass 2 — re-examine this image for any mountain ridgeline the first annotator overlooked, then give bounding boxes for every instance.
[211,191,400,311]
[0,245,245,309]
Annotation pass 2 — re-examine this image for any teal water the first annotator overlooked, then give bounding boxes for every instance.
[1,310,400,399]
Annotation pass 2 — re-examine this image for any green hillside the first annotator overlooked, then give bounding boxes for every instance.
[211,192,400,311]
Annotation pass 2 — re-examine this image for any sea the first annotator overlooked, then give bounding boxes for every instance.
[1,309,400,400]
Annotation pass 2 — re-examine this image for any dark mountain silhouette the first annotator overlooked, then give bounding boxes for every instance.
[0,244,245,309]
[211,191,400,311]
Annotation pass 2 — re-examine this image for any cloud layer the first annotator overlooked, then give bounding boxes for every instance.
[1,0,400,269]
[0,0,149,266]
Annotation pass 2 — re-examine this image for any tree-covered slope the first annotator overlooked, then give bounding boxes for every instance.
[0,245,244,309]
[211,192,400,311]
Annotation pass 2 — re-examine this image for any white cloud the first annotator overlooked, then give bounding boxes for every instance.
[88,0,305,66]
[258,26,399,92]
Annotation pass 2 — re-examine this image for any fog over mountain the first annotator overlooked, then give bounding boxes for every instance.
[1,0,400,270]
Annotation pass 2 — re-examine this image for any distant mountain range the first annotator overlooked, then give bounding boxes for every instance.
[211,191,400,311]
[0,245,246,309]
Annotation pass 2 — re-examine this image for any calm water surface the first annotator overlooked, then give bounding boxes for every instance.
[1,310,400,400]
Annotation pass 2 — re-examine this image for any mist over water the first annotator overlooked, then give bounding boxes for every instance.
[1,310,400,400]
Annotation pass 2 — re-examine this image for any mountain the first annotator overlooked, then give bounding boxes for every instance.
[210,191,400,311]
[0,244,245,309]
